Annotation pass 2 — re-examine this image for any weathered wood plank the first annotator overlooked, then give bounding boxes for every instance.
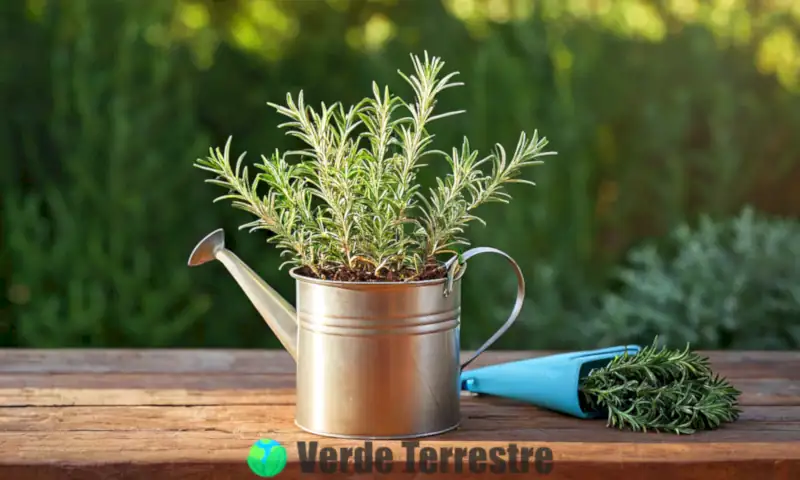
[1,431,798,480]
[2,431,798,464]
[0,373,296,390]
[0,387,295,407]
[0,349,797,378]
[0,377,796,406]
[0,349,796,479]
[0,460,795,480]
[1,405,798,439]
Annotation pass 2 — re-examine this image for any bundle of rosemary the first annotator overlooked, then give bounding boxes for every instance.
[578,338,742,434]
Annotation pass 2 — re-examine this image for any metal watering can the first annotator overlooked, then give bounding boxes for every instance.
[188,228,637,439]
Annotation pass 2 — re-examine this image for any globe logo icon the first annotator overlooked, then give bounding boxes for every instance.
[247,438,287,477]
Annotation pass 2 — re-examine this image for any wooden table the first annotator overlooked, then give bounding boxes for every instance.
[0,349,797,479]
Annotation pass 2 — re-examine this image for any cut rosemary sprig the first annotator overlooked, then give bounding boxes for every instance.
[578,337,742,434]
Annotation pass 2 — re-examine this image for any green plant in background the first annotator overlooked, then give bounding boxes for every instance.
[579,337,741,434]
[194,52,555,281]
[3,0,800,349]
[4,0,216,347]
[594,206,800,350]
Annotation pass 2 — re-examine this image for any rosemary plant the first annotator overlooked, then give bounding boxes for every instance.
[193,52,556,281]
[579,337,742,434]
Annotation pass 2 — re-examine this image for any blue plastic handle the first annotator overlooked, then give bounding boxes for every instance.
[460,345,640,418]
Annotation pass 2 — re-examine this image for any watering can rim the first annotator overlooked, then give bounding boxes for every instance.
[287,264,468,288]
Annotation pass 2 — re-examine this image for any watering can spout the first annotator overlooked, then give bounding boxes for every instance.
[188,229,299,361]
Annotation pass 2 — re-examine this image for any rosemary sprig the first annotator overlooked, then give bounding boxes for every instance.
[579,337,742,434]
[193,52,555,281]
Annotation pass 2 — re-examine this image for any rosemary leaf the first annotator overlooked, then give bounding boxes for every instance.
[579,336,742,434]
[193,51,555,281]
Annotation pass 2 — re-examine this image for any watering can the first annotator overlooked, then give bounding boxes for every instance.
[189,228,527,439]
[189,228,637,439]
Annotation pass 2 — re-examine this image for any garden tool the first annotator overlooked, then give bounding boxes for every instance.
[459,344,641,418]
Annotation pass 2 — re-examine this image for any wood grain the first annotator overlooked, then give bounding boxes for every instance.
[0,376,796,406]
[1,349,797,378]
[0,349,797,480]
[2,404,799,438]
[1,432,798,480]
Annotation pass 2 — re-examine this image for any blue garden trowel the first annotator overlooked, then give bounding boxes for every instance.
[460,345,641,418]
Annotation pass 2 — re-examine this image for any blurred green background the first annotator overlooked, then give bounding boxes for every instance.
[3,0,799,351]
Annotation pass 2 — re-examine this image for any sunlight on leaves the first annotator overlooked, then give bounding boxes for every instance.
[167,1,219,70]
[25,0,46,20]
[88,0,800,92]
[486,0,511,23]
[442,0,536,23]
[443,0,490,37]
[230,14,261,51]
[664,0,756,46]
[441,0,799,92]
[610,0,667,42]
[757,26,800,91]
[668,0,699,22]
[568,0,613,19]
[728,11,753,46]
[706,0,752,46]
[248,0,292,32]
[178,1,209,30]
[447,0,479,19]
[364,13,395,51]
[346,13,396,52]
[443,0,532,37]
[229,0,298,61]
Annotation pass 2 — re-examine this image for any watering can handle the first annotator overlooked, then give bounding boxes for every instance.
[444,247,526,371]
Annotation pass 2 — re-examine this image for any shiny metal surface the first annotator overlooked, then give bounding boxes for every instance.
[290,268,464,438]
[188,228,526,439]
[187,229,298,359]
[444,247,526,371]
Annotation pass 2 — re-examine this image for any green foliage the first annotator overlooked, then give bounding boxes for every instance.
[2,0,800,349]
[594,207,800,350]
[580,338,741,434]
[194,52,555,281]
[4,0,215,347]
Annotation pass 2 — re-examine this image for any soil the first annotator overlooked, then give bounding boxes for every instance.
[294,262,448,282]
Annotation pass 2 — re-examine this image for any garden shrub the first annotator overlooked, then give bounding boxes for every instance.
[4,1,217,347]
[593,207,800,350]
